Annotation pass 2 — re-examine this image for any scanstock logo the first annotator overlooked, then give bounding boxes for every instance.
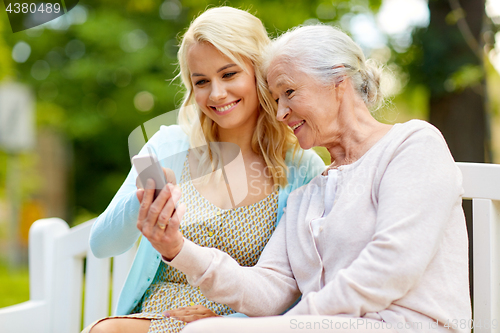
[3,0,79,32]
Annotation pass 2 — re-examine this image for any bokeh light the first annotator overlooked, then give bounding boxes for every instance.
[120,29,149,53]
[65,39,86,60]
[12,41,31,63]
[134,91,155,112]
[31,60,50,80]
[160,0,182,20]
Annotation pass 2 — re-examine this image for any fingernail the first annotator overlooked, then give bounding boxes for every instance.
[146,178,154,188]
[167,183,174,191]
[163,312,170,317]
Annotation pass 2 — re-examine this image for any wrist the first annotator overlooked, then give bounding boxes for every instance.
[162,238,184,262]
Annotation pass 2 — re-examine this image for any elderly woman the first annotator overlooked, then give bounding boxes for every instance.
[139,25,471,333]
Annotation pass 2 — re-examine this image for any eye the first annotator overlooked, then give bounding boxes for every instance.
[285,89,294,97]
[222,72,237,79]
[194,79,208,86]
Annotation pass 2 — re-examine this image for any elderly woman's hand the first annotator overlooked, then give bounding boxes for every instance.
[136,178,186,261]
[163,305,220,323]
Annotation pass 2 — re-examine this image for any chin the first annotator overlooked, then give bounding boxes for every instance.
[298,140,313,150]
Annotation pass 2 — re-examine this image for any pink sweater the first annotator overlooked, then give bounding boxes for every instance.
[168,120,471,333]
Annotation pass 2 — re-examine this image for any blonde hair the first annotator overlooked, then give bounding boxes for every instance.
[177,6,298,188]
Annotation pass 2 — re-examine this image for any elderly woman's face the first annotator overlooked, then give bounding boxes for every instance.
[268,59,340,150]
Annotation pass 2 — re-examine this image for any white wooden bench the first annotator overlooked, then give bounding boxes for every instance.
[0,162,498,333]
[0,218,138,333]
[457,162,500,333]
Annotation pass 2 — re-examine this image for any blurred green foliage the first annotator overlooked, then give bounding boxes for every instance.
[0,14,13,79]
[0,259,29,307]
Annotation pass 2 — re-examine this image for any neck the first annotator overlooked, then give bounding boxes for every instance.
[325,97,391,167]
[217,120,257,157]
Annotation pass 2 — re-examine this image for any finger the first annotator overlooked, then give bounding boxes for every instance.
[169,315,192,323]
[163,202,184,239]
[164,305,214,321]
[144,178,156,201]
[176,201,186,219]
[140,179,159,233]
[145,183,173,231]
[157,188,180,231]
[136,189,144,203]
[168,195,185,229]
[176,311,217,323]
[173,315,199,323]
[164,305,198,317]
[164,308,187,316]
[137,179,156,229]
[164,309,190,319]
[163,167,177,185]
[167,183,182,207]
[136,176,144,189]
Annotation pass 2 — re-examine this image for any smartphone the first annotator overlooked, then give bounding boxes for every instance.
[132,153,167,200]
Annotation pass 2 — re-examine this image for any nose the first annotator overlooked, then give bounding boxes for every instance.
[276,101,291,122]
[209,80,227,102]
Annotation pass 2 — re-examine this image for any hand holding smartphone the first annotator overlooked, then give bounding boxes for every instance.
[132,153,167,200]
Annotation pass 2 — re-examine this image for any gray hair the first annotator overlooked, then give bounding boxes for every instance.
[263,24,385,110]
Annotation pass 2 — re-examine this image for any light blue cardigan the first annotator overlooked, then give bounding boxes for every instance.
[89,125,325,316]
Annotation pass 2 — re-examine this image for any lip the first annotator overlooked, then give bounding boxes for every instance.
[289,120,306,134]
[209,100,240,115]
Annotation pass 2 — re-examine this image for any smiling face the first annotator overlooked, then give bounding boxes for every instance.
[187,42,260,134]
[268,59,340,150]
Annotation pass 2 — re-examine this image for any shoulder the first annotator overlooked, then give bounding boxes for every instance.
[285,148,325,170]
[285,172,323,206]
[393,119,446,144]
[372,120,451,164]
[397,120,450,155]
[146,125,190,152]
[284,148,325,184]
[142,125,190,174]
[155,125,189,143]
[383,120,459,183]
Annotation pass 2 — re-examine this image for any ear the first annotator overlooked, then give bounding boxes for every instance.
[334,75,346,86]
[331,64,347,92]
[334,76,348,101]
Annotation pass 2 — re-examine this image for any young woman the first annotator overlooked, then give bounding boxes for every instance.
[84,7,325,333]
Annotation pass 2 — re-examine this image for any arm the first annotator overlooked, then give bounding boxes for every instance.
[167,212,301,316]
[89,163,143,258]
[169,149,323,315]
[133,170,301,316]
[287,127,463,316]
[89,129,175,258]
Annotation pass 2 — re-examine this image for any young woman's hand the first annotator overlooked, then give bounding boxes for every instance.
[163,305,220,323]
[136,178,186,261]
